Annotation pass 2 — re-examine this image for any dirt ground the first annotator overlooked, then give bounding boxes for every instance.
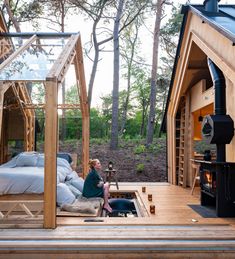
[60,138,167,182]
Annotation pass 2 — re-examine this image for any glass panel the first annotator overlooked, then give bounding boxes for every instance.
[0,37,69,81]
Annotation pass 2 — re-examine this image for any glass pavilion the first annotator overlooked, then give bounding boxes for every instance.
[0,32,89,228]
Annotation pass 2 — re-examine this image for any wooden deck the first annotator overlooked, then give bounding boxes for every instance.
[58,182,235,226]
[1,183,235,258]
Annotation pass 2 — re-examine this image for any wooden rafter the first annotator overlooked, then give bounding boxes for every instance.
[46,34,79,82]
[3,103,81,110]
[0,35,37,71]
[74,35,89,178]
[25,103,80,110]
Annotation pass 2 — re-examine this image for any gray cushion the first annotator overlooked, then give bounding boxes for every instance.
[16,152,38,167]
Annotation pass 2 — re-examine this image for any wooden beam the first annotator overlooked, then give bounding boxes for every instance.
[0,82,10,145]
[11,84,30,151]
[46,34,79,83]
[191,31,235,82]
[0,35,37,71]
[74,35,89,178]
[18,83,35,151]
[44,80,58,229]
[22,103,80,110]
[0,37,12,61]
[183,92,190,188]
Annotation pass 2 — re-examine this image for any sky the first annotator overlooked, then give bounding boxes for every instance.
[71,0,234,108]
[22,0,234,108]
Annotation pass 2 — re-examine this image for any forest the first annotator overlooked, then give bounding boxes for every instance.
[1,0,183,144]
[1,0,183,180]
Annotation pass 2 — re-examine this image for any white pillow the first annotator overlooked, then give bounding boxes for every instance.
[67,178,84,193]
[57,183,76,206]
[36,154,44,167]
[16,152,39,167]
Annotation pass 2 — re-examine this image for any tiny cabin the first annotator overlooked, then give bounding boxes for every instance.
[3,2,235,257]
[163,0,235,189]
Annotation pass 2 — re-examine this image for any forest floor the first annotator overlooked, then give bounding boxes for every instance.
[59,137,167,182]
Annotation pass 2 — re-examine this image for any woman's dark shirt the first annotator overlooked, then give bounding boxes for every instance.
[82,169,104,198]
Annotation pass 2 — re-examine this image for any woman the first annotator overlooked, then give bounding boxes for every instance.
[82,159,112,213]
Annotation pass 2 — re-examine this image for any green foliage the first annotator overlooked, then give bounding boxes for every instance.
[136,163,144,172]
[90,108,108,138]
[148,143,162,153]
[90,138,108,145]
[160,4,183,71]
[1,0,44,30]
[134,144,146,154]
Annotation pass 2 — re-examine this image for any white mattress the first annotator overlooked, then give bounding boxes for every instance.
[0,153,83,205]
[0,167,44,194]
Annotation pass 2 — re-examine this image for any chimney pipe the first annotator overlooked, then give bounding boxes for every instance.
[203,0,220,12]
[207,58,226,116]
[207,58,226,162]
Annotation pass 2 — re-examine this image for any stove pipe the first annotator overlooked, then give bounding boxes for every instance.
[207,58,226,162]
[203,0,220,12]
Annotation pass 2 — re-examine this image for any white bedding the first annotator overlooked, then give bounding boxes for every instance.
[0,167,44,194]
[0,152,84,206]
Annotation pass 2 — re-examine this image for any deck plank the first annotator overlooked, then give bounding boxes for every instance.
[1,183,235,257]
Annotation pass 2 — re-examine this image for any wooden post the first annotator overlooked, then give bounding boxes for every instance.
[44,80,58,229]
[19,83,35,151]
[74,36,90,178]
[183,92,190,188]
[0,83,10,147]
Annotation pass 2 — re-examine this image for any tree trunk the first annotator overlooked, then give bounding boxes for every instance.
[110,0,124,150]
[87,2,107,108]
[120,63,131,135]
[158,86,168,137]
[4,0,21,32]
[140,101,148,137]
[140,101,146,136]
[61,81,66,141]
[146,0,163,146]
[60,2,66,141]
[88,20,99,108]
[120,29,138,135]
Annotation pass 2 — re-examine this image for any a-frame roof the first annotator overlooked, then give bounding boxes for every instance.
[0,32,79,83]
[161,4,235,132]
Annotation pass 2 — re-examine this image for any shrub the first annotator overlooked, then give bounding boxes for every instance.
[134,144,146,154]
[148,143,162,153]
[136,163,145,172]
[89,138,107,145]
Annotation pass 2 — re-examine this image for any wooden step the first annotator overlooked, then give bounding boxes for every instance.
[1,225,235,257]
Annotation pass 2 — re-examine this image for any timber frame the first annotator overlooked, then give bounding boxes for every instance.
[0,32,90,229]
[163,4,235,188]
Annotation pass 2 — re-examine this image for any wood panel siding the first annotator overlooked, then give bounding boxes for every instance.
[167,10,235,184]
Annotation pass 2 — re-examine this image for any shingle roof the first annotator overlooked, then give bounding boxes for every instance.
[160,4,235,133]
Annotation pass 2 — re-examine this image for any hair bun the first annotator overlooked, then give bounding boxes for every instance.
[88,159,99,169]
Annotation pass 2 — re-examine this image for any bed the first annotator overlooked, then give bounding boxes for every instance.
[0,152,88,220]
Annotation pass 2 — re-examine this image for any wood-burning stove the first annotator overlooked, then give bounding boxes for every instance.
[199,161,235,217]
[198,58,235,217]
[200,167,216,196]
